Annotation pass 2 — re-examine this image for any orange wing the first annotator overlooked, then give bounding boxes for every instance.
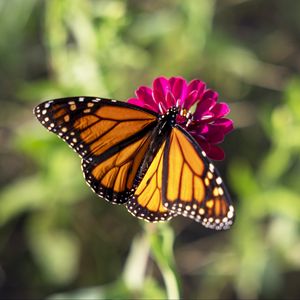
[82,131,152,203]
[126,141,176,222]
[162,126,234,230]
[34,97,158,203]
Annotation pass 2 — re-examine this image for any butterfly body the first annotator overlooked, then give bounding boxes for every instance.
[34,97,234,230]
[133,106,178,180]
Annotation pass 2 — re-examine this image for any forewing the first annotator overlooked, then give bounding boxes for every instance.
[34,97,158,203]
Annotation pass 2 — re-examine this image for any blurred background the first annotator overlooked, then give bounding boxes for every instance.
[1,0,300,299]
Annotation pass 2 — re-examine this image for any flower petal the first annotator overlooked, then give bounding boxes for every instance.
[206,145,225,160]
[185,90,198,109]
[187,79,206,96]
[195,136,210,155]
[153,77,169,108]
[144,103,159,112]
[153,77,169,94]
[186,79,206,107]
[136,86,158,112]
[189,123,208,136]
[202,125,225,144]
[211,102,230,118]
[202,89,219,101]
[196,137,225,160]
[194,98,216,120]
[166,91,176,107]
[169,77,187,105]
[128,97,159,112]
[211,118,234,134]
[128,98,143,106]
[136,86,155,103]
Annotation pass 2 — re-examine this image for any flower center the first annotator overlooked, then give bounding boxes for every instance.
[181,105,195,124]
[163,105,193,129]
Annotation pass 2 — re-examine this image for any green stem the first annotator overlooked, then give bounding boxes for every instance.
[122,232,150,291]
[146,223,181,299]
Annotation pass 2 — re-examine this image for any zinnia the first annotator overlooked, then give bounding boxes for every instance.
[128,76,233,160]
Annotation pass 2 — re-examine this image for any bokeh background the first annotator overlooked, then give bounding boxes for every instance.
[1,0,300,299]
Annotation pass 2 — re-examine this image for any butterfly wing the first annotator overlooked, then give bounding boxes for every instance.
[162,126,234,230]
[34,97,158,204]
[126,141,177,222]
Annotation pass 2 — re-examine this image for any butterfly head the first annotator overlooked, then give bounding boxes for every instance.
[159,106,183,128]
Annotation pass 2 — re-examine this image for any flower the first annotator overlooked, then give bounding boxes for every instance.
[128,76,233,160]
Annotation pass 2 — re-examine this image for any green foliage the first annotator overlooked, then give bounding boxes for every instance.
[1,0,300,299]
[147,223,181,299]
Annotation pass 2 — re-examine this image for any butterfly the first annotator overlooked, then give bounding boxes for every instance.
[34,97,234,230]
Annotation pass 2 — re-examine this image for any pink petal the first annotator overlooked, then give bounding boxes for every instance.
[206,145,225,160]
[169,77,187,105]
[185,90,198,109]
[187,79,206,95]
[166,91,176,107]
[186,79,206,107]
[128,98,144,107]
[194,98,216,120]
[202,89,219,101]
[195,136,210,154]
[153,77,169,94]
[144,103,159,112]
[136,86,155,103]
[193,133,225,160]
[153,77,169,108]
[128,97,159,112]
[195,124,209,135]
[202,125,225,144]
[136,86,159,112]
[211,102,230,118]
[211,118,234,134]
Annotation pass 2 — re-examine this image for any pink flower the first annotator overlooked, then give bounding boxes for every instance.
[128,76,233,160]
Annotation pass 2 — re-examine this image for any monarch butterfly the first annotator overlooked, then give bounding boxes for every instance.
[34,96,234,230]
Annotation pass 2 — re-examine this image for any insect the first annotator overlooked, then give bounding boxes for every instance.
[34,96,234,230]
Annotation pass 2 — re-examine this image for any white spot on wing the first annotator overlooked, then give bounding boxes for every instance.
[216,177,222,185]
